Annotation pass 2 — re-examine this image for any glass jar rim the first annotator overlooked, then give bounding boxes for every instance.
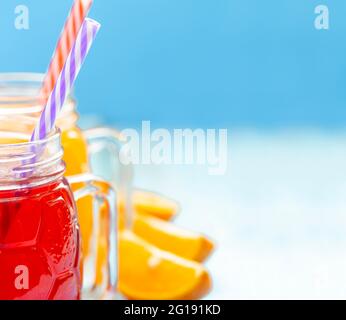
[0,72,75,116]
[0,127,65,189]
[0,126,60,149]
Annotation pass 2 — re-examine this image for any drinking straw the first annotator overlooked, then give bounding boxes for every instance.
[40,0,93,100]
[31,18,101,142]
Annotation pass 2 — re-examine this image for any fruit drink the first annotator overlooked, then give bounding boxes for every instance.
[0,177,81,300]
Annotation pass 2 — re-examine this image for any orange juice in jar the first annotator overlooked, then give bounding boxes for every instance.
[57,99,93,257]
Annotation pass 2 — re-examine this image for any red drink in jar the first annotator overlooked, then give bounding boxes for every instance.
[0,129,81,300]
[0,177,81,300]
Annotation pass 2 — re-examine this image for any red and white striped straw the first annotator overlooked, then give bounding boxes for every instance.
[40,0,93,100]
[31,18,101,142]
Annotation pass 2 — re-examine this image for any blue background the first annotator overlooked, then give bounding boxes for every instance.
[0,0,345,129]
[2,1,346,300]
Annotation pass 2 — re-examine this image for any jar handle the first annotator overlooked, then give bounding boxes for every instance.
[83,127,134,228]
[67,173,117,300]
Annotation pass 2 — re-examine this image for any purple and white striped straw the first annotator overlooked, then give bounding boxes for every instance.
[31,18,101,142]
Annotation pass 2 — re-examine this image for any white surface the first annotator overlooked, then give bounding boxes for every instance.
[133,129,346,300]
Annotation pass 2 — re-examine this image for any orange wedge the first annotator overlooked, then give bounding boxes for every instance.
[133,215,214,262]
[119,230,212,300]
[133,190,180,221]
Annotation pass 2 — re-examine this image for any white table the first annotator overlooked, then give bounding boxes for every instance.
[133,130,346,299]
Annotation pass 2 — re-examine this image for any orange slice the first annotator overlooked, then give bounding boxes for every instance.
[133,215,214,262]
[119,230,212,300]
[133,190,180,221]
